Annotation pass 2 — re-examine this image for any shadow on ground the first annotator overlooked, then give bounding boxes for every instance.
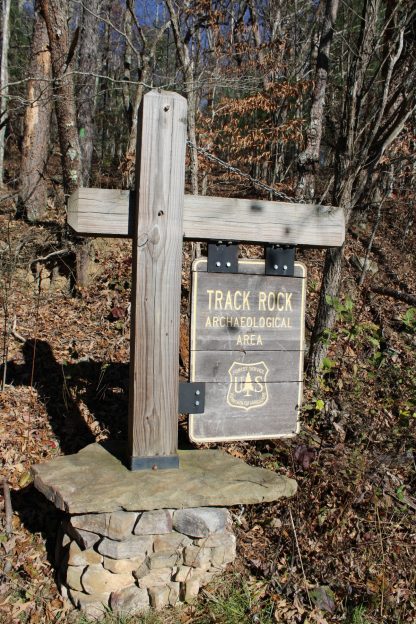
[3,338,195,456]
[3,338,130,454]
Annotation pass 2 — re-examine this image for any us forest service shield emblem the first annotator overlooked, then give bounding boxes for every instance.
[227,361,269,411]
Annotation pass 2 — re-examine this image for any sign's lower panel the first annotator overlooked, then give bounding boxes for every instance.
[189,381,302,442]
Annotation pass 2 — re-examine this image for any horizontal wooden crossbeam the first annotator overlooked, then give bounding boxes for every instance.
[67,187,345,247]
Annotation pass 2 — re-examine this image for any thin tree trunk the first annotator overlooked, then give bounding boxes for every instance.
[122,4,132,129]
[165,0,199,195]
[77,0,102,186]
[296,0,339,200]
[122,11,169,188]
[0,0,11,184]
[40,0,91,288]
[19,1,52,222]
[40,0,82,195]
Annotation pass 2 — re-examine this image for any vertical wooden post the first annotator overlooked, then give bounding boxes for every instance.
[128,90,187,470]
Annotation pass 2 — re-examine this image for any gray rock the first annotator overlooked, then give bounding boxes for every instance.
[71,511,138,541]
[174,566,194,582]
[66,565,86,592]
[133,561,151,580]
[148,552,182,569]
[153,531,192,552]
[211,543,236,566]
[133,509,172,535]
[183,545,211,568]
[136,568,173,589]
[69,588,110,619]
[97,535,153,560]
[81,565,134,594]
[168,581,180,606]
[65,522,100,550]
[183,578,200,603]
[173,508,229,537]
[103,555,146,574]
[32,444,297,513]
[68,541,103,566]
[110,584,149,615]
[149,585,170,609]
[194,529,235,548]
[351,255,378,275]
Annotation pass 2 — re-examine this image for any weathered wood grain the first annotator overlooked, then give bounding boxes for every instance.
[189,381,302,442]
[191,351,304,382]
[128,90,187,463]
[190,269,306,352]
[189,259,306,442]
[67,188,345,247]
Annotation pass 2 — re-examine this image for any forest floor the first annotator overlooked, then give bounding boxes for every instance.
[0,189,415,624]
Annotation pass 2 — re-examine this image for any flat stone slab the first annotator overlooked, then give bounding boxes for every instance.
[32,443,297,513]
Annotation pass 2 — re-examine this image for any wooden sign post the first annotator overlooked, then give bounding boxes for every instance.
[68,89,345,471]
[128,91,187,470]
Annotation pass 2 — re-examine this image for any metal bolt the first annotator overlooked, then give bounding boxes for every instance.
[218,240,223,245]
[226,261,231,267]
[195,400,200,406]
[216,261,221,267]
[283,264,288,270]
[274,264,278,270]
[195,390,200,396]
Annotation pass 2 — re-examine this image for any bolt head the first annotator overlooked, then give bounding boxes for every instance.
[195,400,200,406]
[283,264,288,270]
[216,261,221,267]
[274,264,278,270]
[195,389,200,396]
[226,261,231,267]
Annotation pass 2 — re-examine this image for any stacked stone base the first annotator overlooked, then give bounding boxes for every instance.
[57,507,236,619]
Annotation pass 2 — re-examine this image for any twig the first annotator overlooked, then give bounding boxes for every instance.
[359,200,383,286]
[288,507,312,608]
[2,479,13,536]
[30,248,72,265]
[375,502,385,618]
[370,286,416,305]
[11,316,25,343]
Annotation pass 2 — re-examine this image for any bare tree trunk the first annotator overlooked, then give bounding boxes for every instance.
[40,0,91,288]
[296,0,339,200]
[122,7,169,187]
[77,0,102,186]
[0,0,11,184]
[19,1,52,222]
[122,4,132,128]
[165,0,199,195]
[40,0,82,195]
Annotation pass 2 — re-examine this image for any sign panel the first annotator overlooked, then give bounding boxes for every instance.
[189,259,306,442]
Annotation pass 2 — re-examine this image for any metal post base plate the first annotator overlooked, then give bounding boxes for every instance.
[129,454,180,471]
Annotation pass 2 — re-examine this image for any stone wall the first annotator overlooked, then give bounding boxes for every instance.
[56,507,236,619]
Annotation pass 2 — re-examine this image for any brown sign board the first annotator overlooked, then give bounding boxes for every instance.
[189,259,306,443]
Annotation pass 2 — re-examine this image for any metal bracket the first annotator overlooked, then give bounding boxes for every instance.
[178,382,205,413]
[129,454,179,471]
[207,242,238,273]
[265,245,296,277]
